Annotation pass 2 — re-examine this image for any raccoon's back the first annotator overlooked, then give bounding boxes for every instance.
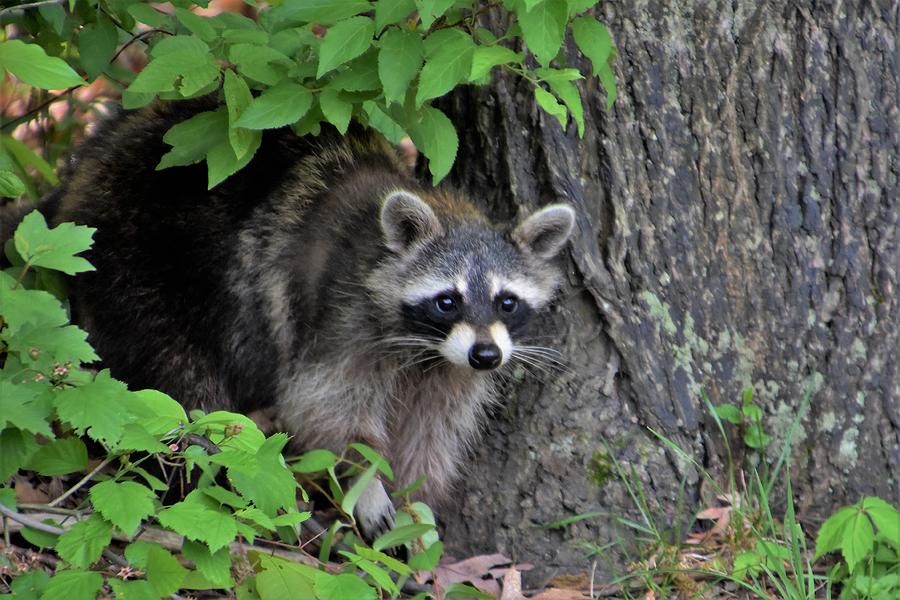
[52,99,384,410]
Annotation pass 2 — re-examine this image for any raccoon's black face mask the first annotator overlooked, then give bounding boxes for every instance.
[379,190,575,371]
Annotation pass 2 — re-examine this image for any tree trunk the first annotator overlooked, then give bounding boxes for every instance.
[437,0,899,581]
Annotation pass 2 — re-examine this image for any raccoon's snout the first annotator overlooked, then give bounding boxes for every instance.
[469,343,502,370]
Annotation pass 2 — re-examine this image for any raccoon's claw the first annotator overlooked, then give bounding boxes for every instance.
[355,477,396,543]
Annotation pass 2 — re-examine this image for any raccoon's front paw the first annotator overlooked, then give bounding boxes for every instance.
[355,477,395,543]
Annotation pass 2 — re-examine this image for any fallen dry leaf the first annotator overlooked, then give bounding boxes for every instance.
[499,566,525,600]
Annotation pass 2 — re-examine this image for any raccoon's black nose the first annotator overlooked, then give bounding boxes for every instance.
[469,343,502,370]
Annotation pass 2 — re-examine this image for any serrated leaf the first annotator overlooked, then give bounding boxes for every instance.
[363,101,406,143]
[319,89,353,133]
[536,67,585,135]
[54,371,131,446]
[844,507,876,572]
[79,15,118,80]
[228,433,296,515]
[13,211,95,275]
[56,514,112,568]
[571,15,617,107]
[90,480,156,536]
[157,501,237,553]
[317,16,375,78]
[378,29,424,105]
[256,555,316,600]
[145,544,189,596]
[0,380,53,436]
[120,388,188,436]
[9,323,99,366]
[203,486,249,509]
[416,29,474,106]
[517,0,567,66]
[10,570,50,599]
[0,274,68,336]
[0,40,83,89]
[534,86,567,129]
[315,571,376,600]
[182,539,233,588]
[27,436,87,476]
[127,3,171,27]
[408,106,458,184]
[862,497,900,543]
[235,82,313,129]
[43,570,103,600]
[743,424,770,449]
[470,45,521,81]
[128,36,219,96]
[21,519,60,549]
[229,43,291,86]
[107,579,159,600]
[372,523,435,552]
[375,0,416,31]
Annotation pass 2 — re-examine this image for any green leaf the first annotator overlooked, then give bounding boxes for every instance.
[158,500,238,553]
[416,0,455,30]
[182,539,233,588]
[330,49,381,91]
[352,545,412,575]
[229,43,291,86]
[444,582,496,599]
[0,170,26,198]
[0,274,67,336]
[120,388,188,436]
[0,380,53,437]
[235,82,313,129]
[517,0,567,66]
[21,518,60,549]
[535,67,585,135]
[742,403,763,421]
[292,448,339,473]
[203,486,249,510]
[348,442,394,480]
[408,106,458,184]
[175,7,217,42]
[0,427,39,480]
[128,36,219,97]
[158,108,228,169]
[9,323,99,367]
[43,570,103,600]
[27,436,87,476]
[743,424,770,449]
[571,15,616,107]
[732,549,762,580]
[0,40,83,89]
[90,480,156,536]
[228,433,297,515]
[79,14,118,80]
[54,371,132,446]
[13,211,95,275]
[375,0,416,31]
[2,135,59,185]
[274,0,373,25]
[256,555,316,600]
[416,29,475,106]
[816,505,855,559]
[844,507,876,572]
[341,464,378,517]
[862,497,900,543]
[319,89,353,134]
[470,45,521,81]
[317,16,375,78]
[224,70,256,157]
[56,514,113,568]
[206,135,262,189]
[10,570,50,599]
[363,101,406,144]
[144,544,189,596]
[372,523,435,552]
[714,404,743,425]
[107,580,159,600]
[534,87,567,129]
[407,540,443,570]
[378,28,424,105]
[315,571,376,600]
[127,3,172,27]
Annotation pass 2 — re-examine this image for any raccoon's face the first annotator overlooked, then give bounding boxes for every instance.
[373,190,575,372]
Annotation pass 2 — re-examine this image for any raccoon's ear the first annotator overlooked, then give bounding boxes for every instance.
[512,204,576,259]
[380,191,443,252]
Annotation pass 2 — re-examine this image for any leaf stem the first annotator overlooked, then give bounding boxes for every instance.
[47,455,115,507]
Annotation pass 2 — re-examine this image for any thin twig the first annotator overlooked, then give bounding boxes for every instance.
[0,502,66,535]
[48,455,115,507]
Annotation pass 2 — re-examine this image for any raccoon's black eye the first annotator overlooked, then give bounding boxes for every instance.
[499,295,519,313]
[434,294,458,313]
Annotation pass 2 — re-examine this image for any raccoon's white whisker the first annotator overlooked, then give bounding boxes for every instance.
[510,354,554,374]
[515,344,563,358]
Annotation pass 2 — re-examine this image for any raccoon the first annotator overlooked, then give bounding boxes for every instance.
[51,99,575,537]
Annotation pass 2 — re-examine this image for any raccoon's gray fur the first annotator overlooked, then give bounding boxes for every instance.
[51,99,575,537]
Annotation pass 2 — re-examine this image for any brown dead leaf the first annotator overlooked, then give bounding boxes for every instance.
[15,477,49,504]
[530,589,589,600]
[548,572,591,589]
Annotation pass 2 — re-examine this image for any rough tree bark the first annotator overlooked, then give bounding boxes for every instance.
[437,0,898,581]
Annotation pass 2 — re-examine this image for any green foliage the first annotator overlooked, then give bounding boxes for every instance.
[1,0,617,188]
[0,213,445,597]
